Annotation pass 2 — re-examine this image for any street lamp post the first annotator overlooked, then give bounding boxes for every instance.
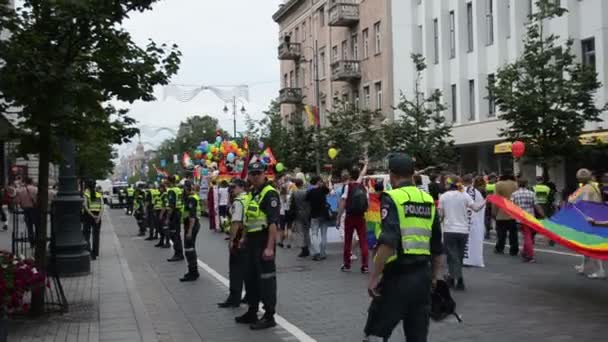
[223,97,246,139]
[299,41,322,174]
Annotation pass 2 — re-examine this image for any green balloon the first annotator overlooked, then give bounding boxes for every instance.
[275,162,285,173]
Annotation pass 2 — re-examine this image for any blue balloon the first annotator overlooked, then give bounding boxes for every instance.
[216,136,223,143]
[227,152,235,162]
[202,168,209,176]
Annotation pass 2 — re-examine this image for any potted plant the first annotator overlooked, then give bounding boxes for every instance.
[0,251,47,342]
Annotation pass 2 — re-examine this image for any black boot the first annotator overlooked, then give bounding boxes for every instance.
[179,272,199,282]
[455,277,465,291]
[235,310,258,324]
[297,247,310,258]
[445,275,455,289]
[250,314,277,330]
[218,296,240,308]
[154,240,164,247]
[167,255,184,262]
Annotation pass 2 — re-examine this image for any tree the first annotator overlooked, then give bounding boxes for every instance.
[385,54,456,168]
[0,0,180,315]
[284,114,316,173]
[489,0,605,180]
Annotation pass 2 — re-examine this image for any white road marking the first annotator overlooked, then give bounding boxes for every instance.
[482,241,582,258]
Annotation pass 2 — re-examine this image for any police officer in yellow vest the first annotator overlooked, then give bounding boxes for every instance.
[154,184,169,248]
[484,173,497,239]
[126,185,135,215]
[533,176,551,216]
[144,186,156,241]
[235,162,280,330]
[83,180,104,260]
[364,154,443,342]
[180,181,201,282]
[166,176,185,262]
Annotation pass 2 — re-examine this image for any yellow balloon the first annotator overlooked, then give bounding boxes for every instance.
[328,148,338,160]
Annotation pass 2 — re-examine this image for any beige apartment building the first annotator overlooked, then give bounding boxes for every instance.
[273,0,394,126]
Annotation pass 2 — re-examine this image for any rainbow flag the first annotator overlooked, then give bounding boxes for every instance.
[487,195,608,259]
[365,193,381,249]
[304,105,320,128]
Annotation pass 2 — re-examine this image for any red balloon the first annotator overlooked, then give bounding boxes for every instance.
[512,141,525,158]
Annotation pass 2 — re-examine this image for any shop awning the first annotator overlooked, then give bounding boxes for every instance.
[494,142,512,154]
[579,131,608,145]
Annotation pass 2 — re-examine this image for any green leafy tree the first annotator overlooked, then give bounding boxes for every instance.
[285,114,316,173]
[384,54,455,168]
[0,0,181,314]
[489,0,605,180]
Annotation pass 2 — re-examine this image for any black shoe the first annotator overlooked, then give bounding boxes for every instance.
[297,248,310,258]
[494,249,504,255]
[154,242,163,247]
[167,256,184,262]
[91,255,97,260]
[218,299,240,308]
[161,243,171,249]
[455,278,465,291]
[312,254,321,261]
[179,273,199,282]
[144,236,154,241]
[277,242,284,248]
[250,315,277,330]
[241,297,248,304]
[286,245,292,249]
[235,311,258,324]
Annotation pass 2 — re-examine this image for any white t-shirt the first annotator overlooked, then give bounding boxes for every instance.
[218,187,229,206]
[231,198,244,222]
[439,190,474,234]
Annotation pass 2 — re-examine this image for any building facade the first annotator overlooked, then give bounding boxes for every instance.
[273,0,395,125]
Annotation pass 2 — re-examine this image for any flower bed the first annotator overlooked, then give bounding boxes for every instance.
[0,251,46,315]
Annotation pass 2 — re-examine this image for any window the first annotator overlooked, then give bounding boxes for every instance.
[364,86,371,108]
[488,74,496,117]
[351,34,359,60]
[332,45,339,62]
[375,82,382,110]
[469,79,476,120]
[354,90,360,109]
[486,0,494,45]
[319,6,325,27]
[582,37,596,69]
[363,29,369,58]
[451,84,457,122]
[319,48,326,78]
[506,0,511,38]
[284,74,288,88]
[449,11,456,58]
[374,21,382,54]
[294,27,299,42]
[302,21,306,41]
[289,70,294,87]
[433,18,439,64]
[341,40,348,60]
[467,3,474,52]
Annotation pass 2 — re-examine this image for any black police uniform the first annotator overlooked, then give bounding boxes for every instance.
[237,181,280,328]
[364,180,443,342]
[181,193,200,281]
[219,190,247,307]
[167,188,184,261]
[144,190,156,240]
[134,190,146,236]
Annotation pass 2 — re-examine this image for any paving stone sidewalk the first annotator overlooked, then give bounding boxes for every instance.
[5,211,157,342]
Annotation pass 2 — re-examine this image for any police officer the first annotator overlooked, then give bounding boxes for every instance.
[126,185,135,215]
[363,153,443,342]
[218,178,249,308]
[83,180,104,260]
[153,184,167,247]
[166,176,185,262]
[144,186,156,240]
[235,162,280,330]
[180,181,201,281]
[134,185,146,236]
[484,173,497,239]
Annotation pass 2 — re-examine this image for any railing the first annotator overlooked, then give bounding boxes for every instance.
[331,60,361,81]
[328,2,360,27]
[278,42,302,60]
[279,88,303,104]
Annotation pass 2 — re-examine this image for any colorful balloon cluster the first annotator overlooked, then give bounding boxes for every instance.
[192,136,247,168]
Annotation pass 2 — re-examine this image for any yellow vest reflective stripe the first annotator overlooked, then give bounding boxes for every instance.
[486,183,496,195]
[85,192,103,212]
[384,186,435,262]
[245,185,276,233]
[151,189,162,209]
[533,184,550,205]
[168,187,183,210]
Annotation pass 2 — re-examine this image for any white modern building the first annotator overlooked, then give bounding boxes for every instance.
[390,0,607,188]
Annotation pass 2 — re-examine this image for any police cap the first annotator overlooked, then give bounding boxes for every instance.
[387,153,415,176]
[248,161,266,174]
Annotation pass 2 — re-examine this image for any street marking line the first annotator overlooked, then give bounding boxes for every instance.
[195,258,317,342]
[482,241,582,258]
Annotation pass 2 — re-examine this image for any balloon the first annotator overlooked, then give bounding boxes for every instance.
[275,162,285,173]
[328,148,338,160]
[202,168,209,176]
[263,156,270,164]
[207,152,213,160]
[227,152,235,162]
[258,141,265,150]
[216,136,223,143]
[206,159,212,167]
[512,141,525,158]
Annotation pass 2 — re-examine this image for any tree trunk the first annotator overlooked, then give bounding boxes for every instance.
[30,125,51,317]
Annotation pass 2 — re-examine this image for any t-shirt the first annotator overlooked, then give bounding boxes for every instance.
[439,190,474,234]
[218,187,230,206]
[231,197,245,223]
[306,186,330,219]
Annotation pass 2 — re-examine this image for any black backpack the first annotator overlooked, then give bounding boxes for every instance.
[430,280,462,323]
[346,183,368,215]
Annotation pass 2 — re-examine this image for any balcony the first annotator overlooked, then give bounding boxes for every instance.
[279,87,303,104]
[331,60,361,82]
[328,2,360,27]
[278,42,302,60]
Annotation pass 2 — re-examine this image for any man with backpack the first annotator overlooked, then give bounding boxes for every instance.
[337,160,369,273]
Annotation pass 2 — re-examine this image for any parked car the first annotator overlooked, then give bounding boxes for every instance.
[108,182,128,208]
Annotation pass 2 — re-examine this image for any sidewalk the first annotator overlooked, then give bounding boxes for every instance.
[5,211,157,342]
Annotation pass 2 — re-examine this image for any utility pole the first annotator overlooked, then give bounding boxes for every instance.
[232,96,237,139]
[314,39,321,175]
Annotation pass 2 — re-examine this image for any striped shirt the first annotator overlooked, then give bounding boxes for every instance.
[511,188,536,215]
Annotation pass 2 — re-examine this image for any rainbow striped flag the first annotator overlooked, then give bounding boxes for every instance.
[365,193,381,249]
[487,195,608,259]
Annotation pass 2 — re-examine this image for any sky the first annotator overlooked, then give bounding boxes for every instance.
[119,0,284,156]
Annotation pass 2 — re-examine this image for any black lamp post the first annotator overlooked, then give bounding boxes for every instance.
[52,138,90,275]
[223,98,246,139]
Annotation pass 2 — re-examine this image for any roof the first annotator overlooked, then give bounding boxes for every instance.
[272,0,304,23]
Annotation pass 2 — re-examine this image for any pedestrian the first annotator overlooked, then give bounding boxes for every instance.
[144,185,157,241]
[363,153,442,342]
[154,183,171,248]
[510,178,543,263]
[218,180,230,232]
[166,176,185,262]
[126,185,135,215]
[83,180,103,260]
[484,173,498,239]
[277,180,291,248]
[180,182,201,282]
[208,179,217,231]
[0,186,9,231]
[337,159,370,273]
[219,178,249,307]
[438,175,485,290]
[290,178,311,258]
[306,175,330,261]
[463,176,488,268]
[235,162,279,330]
[493,174,519,256]
[572,168,605,279]
[16,177,38,248]
[134,186,146,236]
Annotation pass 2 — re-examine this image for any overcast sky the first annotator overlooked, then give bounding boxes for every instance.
[119,0,283,155]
